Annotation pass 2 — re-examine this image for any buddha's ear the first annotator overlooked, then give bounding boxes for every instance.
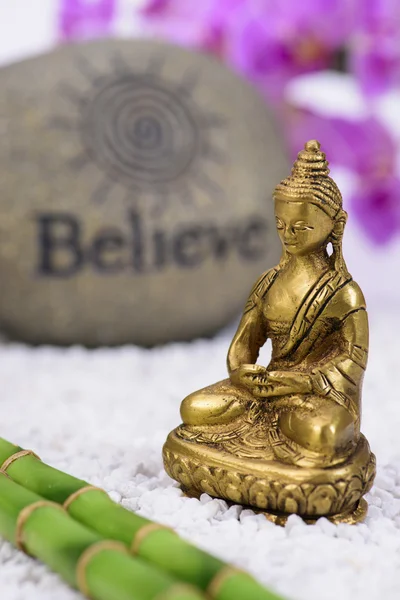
[329,209,350,275]
[332,209,347,239]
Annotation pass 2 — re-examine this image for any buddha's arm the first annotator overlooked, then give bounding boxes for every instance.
[251,310,368,401]
[226,271,271,375]
[251,280,368,402]
[311,308,368,416]
[227,306,266,374]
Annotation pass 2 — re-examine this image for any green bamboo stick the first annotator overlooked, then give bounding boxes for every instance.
[0,473,204,600]
[0,438,283,600]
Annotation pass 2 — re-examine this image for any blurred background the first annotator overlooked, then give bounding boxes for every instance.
[0,0,399,345]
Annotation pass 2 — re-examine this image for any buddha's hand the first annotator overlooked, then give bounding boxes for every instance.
[252,370,313,398]
[230,364,268,392]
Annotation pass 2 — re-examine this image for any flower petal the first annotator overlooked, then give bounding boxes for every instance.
[59,0,116,40]
[284,107,396,178]
[351,177,400,244]
[349,0,400,95]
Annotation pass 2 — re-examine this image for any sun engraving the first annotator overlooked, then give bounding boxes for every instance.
[52,54,227,209]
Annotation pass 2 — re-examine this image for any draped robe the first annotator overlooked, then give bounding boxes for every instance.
[179,267,369,468]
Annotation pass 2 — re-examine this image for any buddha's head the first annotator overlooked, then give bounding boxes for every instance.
[273,140,347,271]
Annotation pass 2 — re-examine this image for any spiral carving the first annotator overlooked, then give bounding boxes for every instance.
[81,75,199,190]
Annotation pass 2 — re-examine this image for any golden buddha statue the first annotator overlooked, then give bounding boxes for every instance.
[163,140,376,524]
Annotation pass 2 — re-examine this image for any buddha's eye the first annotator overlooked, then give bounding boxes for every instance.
[275,218,284,230]
[294,222,313,231]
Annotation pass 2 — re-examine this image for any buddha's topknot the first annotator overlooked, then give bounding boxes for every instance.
[274,140,342,218]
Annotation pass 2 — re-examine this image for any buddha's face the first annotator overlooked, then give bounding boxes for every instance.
[274,196,334,256]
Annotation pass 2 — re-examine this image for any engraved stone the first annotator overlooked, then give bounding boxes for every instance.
[0,39,287,346]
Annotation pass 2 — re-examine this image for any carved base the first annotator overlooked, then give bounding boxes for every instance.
[183,487,368,525]
[163,430,376,522]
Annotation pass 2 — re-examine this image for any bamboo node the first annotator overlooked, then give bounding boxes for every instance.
[63,485,107,511]
[131,522,176,555]
[76,540,129,598]
[1,450,41,472]
[0,468,11,479]
[207,565,247,598]
[16,501,65,554]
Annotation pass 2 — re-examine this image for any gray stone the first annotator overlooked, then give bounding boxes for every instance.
[0,39,287,346]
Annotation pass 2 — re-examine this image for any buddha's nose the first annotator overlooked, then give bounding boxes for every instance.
[284,228,296,242]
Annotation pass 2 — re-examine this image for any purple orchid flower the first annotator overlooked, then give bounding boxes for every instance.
[59,0,116,41]
[224,0,357,102]
[285,108,396,177]
[285,105,400,244]
[141,0,358,102]
[351,176,400,244]
[349,0,400,96]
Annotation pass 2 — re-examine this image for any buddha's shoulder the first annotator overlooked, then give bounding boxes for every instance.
[328,275,367,315]
[244,267,279,313]
[249,267,279,299]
